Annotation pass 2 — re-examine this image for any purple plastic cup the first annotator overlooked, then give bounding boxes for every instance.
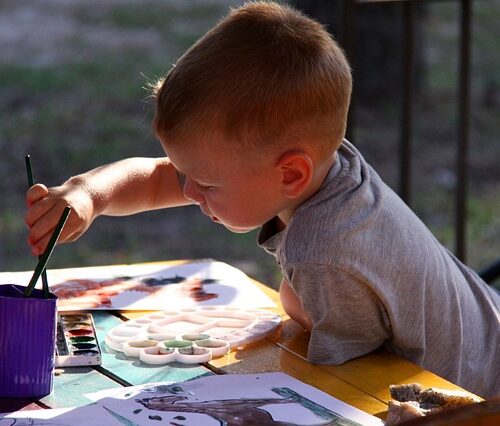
[0,284,57,398]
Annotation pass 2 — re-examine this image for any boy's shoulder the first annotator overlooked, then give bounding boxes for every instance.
[280,141,448,271]
[285,141,388,246]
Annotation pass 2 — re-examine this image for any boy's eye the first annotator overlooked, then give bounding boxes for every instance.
[178,173,213,191]
[197,183,214,191]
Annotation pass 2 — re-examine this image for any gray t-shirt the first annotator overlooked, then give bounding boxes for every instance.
[258,140,500,398]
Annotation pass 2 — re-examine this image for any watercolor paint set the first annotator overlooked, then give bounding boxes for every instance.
[105,306,281,365]
[55,313,102,367]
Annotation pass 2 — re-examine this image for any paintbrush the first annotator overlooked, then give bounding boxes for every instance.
[24,206,71,298]
[25,155,51,298]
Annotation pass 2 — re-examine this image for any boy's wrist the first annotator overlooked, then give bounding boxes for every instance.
[65,175,101,220]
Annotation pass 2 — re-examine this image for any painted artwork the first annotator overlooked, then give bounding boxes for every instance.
[0,374,384,425]
[87,373,385,426]
[0,260,275,311]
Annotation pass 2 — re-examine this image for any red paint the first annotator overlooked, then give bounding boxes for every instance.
[68,328,92,336]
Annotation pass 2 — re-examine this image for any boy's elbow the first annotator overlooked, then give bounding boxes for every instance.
[280,279,313,331]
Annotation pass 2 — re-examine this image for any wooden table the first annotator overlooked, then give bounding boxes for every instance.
[0,260,481,422]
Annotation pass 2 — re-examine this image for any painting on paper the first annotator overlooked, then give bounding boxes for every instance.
[0,260,275,311]
[87,373,384,426]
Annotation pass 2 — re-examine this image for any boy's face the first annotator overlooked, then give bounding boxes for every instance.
[162,136,289,233]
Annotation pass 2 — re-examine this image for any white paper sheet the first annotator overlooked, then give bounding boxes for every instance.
[0,260,275,311]
[0,404,125,426]
[87,372,385,426]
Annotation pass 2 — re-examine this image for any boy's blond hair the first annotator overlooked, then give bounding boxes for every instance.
[154,1,352,153]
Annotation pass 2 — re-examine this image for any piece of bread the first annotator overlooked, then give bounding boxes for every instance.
[387,400,428,424]
[386,383,481,425]
[390,383,425,402]
[417,387,480,409]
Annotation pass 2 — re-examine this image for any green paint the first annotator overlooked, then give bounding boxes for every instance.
[70,336,95,343]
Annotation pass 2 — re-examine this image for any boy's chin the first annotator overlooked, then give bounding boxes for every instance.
[222,223,259,234]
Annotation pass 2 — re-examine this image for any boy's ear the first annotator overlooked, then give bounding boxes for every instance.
[276,150,313,198]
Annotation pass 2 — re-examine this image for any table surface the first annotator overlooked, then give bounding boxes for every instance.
[0,260,482,422]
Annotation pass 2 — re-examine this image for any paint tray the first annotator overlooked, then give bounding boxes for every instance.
[105,306,281,365]
[55,313,102,367]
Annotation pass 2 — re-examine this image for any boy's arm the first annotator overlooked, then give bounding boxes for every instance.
[280,278,313,331]
[26,157,189,255]
[69,157,188,215]
[284,264,391,365]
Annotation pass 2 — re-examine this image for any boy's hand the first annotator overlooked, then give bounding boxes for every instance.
[24,157,187,256]
[25,183,94,256]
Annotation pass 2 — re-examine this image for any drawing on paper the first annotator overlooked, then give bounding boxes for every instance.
[135,385,363,425]
[51,273,219,309]
[0,260,276,311]
[87,373,384,426]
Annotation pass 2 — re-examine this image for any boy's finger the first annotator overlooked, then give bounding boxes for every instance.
[25,196,56,228]
[28,209,81,255]
[29,225,74,256]
[27,204,67,246]
[28,227,54,256]
[30,227,80,256]
[26,183,49,206]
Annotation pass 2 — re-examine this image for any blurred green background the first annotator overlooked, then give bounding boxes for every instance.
[1,0,498,289]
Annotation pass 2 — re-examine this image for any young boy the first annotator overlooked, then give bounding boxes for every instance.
[25,2,499,397]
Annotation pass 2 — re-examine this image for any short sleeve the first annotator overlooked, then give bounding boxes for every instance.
[285,263,392,365]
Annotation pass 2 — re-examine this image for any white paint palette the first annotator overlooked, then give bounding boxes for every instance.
[105,306,281,365]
